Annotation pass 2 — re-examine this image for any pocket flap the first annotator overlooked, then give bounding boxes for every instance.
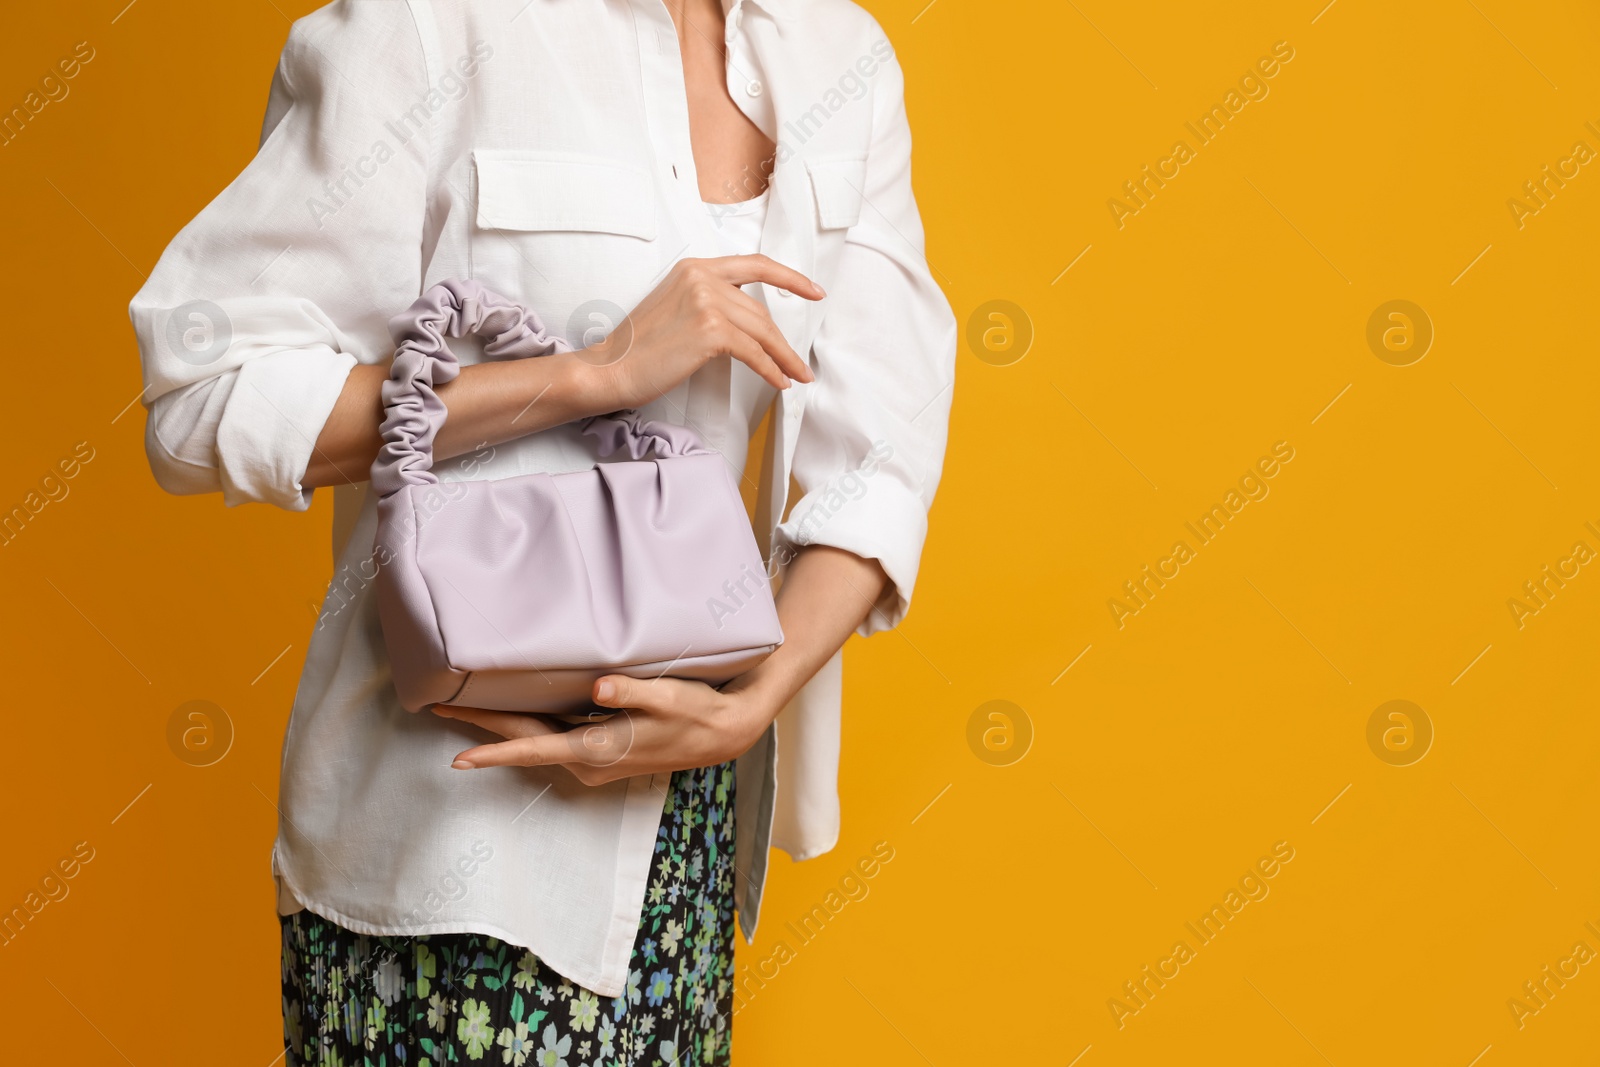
[474,150,658,239]
[805,156,867,230]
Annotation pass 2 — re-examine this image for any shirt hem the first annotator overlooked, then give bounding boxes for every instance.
[272,840,632,998]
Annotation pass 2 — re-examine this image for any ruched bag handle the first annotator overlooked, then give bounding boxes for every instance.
[371,278,713,499]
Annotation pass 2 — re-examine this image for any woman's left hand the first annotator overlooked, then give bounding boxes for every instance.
[432,674,775,785]
[435,548,891,785]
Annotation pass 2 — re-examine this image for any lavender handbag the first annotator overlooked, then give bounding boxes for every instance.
[369,279,783,714]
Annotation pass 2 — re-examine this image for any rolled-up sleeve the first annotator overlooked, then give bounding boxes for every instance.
[128,1,430,510]
[772,40,957,637]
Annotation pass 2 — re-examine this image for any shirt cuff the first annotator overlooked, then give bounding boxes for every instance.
[215,346,357,511]
[772,474,929,638]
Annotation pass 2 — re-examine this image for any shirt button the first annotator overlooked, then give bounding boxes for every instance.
[746,80,763,98]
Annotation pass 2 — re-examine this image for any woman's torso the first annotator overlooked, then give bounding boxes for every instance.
[272,0,881,996]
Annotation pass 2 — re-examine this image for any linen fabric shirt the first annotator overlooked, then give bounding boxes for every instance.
[128,0,954,996]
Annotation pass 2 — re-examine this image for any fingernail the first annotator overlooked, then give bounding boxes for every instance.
[815,285,827,297]
[451,759,475,770]
[596,680,614,702]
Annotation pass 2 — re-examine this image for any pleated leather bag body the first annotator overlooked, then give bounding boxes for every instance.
[370,279,783,713]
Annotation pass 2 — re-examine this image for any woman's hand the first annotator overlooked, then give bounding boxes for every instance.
[581,254,824,409]
[432,546,890,785]
[432,674,775,786]
[305,254,822,488]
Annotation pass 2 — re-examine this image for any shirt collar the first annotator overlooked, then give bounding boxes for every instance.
[722,0,798,26]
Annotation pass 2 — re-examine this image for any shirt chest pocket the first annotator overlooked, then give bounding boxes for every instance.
[470,150,660,333]
[804,155,867,289]
[806,156,867,231]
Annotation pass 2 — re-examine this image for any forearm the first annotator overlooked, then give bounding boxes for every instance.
[723,545,889,719]
[302,255,821,490]
[303,353,609,488]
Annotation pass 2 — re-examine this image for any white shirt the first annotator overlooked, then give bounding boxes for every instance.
[127,0,954,997]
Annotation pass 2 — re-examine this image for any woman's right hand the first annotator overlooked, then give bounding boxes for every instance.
[578,255,824,409]
[307,257,823,489]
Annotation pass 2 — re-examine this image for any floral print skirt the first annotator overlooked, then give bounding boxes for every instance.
[280,761,738,1067]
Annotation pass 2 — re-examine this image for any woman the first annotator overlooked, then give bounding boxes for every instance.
[130,0,953,1062]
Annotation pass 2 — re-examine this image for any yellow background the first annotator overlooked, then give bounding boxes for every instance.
[2,0,1598,1063]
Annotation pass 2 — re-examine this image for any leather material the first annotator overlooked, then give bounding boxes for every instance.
[371,279,782,713]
